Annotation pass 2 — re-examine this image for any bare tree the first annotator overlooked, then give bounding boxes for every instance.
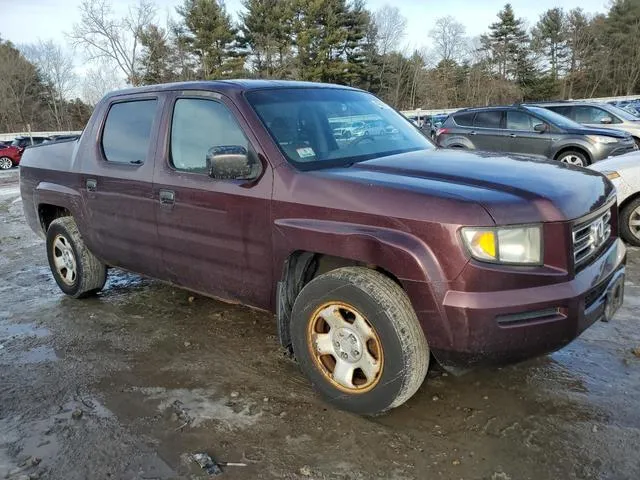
[69,0,156,86]
[82,62,126,105]
[374,5,407,56]
[374,5,407,96]
[21,40,77,130]
[429,16,467,63]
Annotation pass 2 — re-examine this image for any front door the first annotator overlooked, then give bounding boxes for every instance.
[79,94,163,278]
[152,92,273,310]
[504,110,552,157]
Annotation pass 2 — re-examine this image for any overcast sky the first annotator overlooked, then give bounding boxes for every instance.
[1,0,609,50]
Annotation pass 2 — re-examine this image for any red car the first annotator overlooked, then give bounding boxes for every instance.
[0,136,48,169]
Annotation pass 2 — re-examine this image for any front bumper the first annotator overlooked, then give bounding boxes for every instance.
[431,238,626,369]
[595,140,638,161]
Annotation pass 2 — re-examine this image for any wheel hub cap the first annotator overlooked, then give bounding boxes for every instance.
[52,234,77,285]
[307,302,383,393]
[332,327,363,362]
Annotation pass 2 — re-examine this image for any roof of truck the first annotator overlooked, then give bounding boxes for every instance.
[105,79,359,99]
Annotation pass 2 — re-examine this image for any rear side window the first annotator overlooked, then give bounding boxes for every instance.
[170,98,249,174]
[454,112,475,126]
[546,105,572,117]
[474,111,502,128]
[101,99,157,164]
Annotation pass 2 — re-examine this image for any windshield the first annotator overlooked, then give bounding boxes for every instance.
[526,106,584,129]
[607,104,640,121]
[246,88,434,170]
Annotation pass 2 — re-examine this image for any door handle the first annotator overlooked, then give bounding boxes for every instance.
[159,189,175,206]
[469,131,477,136]
[509,134,517,138]
[86,179,97,192]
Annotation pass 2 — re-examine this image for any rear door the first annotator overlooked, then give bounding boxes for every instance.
[504,110,552,157]
[79,94,163,278]
[470,110,508,152]
[152,91,273,309]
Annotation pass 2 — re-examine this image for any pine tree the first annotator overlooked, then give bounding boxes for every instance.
[176,0,245,79]
[532,8,568,81]
[481,3,529,80]
[137,24,173,85]
[241,0,296,78]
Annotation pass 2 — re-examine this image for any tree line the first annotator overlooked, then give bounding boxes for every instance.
[1,0,639,133]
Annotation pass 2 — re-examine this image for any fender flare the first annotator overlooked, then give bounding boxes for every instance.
[273,219,451,351]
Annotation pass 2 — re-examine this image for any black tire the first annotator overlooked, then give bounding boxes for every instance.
[634,137,640,150]
[620,197,640,247]
[557,150,590,167]
[46,217,107,298]
[0,156,13,170]
[290,267,429,415]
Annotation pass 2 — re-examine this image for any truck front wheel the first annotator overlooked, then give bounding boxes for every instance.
[46,217,107,298]
[290,267,429,415]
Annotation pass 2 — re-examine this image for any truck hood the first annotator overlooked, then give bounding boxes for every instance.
[318,149,614,224]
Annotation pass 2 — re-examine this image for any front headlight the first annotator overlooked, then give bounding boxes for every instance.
[600,170,620,180]
[461,226,542,265]
[586,135,618,144]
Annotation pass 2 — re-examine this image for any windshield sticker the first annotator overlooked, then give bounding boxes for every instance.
[296,147,316,158]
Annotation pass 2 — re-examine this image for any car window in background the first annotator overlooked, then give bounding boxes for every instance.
[170,98,249,174]
[247,88,433,170]
[101,99,157,164]
[573,105,621,124]
[545,105,573,118]
[454,112,475,126]
[506,111,536,131]
[474,110,503,128]
[607,104,640,121]
[526,106,584,129]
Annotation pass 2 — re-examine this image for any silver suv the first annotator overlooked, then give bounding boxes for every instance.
[436,104,638,166]
[535,101,640,149]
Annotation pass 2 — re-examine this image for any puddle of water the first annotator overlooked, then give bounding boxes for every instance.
[135,387,262,430]
[1,346,58,365]
[0,321,50,341]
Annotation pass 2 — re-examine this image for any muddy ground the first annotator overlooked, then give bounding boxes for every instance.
[0,167,639,480]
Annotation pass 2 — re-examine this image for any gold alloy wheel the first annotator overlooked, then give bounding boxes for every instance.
[307,302,383,393]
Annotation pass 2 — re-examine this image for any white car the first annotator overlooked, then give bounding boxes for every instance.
[590,151,640,246]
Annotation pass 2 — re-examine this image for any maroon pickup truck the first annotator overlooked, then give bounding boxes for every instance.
[19,80,626,415]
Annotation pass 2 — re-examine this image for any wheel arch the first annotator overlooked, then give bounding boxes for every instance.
[553,145,592,163]
[273,219,446,353]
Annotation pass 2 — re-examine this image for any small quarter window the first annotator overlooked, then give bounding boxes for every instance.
[454,112,475,126]
[101,99,157,164]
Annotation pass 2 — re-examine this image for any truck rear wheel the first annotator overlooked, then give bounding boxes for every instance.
[46,217,107,298]
[290,267,429,415]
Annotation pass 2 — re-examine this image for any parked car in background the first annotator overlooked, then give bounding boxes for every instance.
[436,104,637,166]
[590,151,640,246]
[19,80,626,415]
[535,101,640,148]
[42,134,81,144]
[426,114,449,139]
[0,136,49,169]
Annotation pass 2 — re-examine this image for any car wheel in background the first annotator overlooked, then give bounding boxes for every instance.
[0,157,13,170]
[290,266,429,415]
[46,217,107,298]
[619,197,640,247]
[634,137,640,150]
[557,150,589,167]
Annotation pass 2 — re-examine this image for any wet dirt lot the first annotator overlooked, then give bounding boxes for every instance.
[0,168,639,480]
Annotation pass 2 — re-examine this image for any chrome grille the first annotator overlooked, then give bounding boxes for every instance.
[573,210,612,267]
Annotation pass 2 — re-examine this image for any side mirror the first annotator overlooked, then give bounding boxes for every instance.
[534,123,548,133]
[600,116,613,124]
[206,145,261,181]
